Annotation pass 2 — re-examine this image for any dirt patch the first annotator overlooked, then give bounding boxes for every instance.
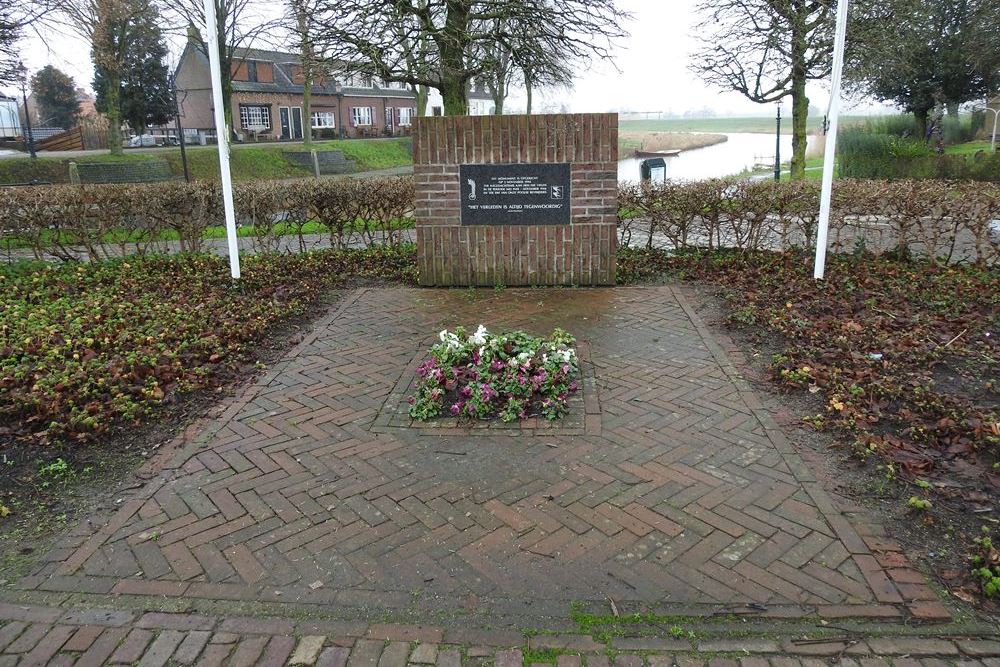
[678,282,999,620]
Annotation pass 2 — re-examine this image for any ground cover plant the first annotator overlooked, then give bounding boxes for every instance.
[408,325,579,422]
[0,246,417,446]
[619,247,999,599]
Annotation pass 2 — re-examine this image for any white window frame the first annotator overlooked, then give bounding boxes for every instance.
[239,104,271,130]
[351,106,373,126]
[311,111,336,129]
[398,107,416,126]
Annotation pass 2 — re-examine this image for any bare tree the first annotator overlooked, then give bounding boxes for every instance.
[53,0,150,154]
[475,10,575,115]
[1,1,53,85]
[312,0,630,116]
[160,0,274,134]
[690,0,834,180]
[285,0,321,144]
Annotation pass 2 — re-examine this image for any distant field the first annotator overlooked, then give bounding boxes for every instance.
[620,116,873,135]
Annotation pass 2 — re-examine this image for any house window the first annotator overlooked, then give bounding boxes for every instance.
[239,104,271,130]
[246,60,258,83]
[311,111,336,128]
[351,106,373,126]
[398,107,416,126]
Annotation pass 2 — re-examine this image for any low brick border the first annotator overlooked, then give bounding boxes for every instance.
[0,601,997,666]
[373,342,600,436]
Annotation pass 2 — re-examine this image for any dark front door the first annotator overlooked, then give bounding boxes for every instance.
[291,107,303,140]
[279,107,291,140]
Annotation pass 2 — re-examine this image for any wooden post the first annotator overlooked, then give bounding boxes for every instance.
[311,149,321,178]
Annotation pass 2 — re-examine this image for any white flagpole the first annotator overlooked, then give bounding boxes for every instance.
[813,0,850,280]
[203,0,241,279]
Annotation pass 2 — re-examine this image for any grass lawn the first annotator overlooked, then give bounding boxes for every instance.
[944,140,994,155]
[0,137,413,184]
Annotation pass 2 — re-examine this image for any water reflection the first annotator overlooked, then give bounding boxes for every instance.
[618,132,817,182]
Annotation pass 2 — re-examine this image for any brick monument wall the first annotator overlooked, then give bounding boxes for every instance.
[414,113,618,286]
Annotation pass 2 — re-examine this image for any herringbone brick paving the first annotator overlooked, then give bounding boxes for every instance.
[14,287,950,623]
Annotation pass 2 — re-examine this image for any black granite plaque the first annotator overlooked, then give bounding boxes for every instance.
[459,163,571,226]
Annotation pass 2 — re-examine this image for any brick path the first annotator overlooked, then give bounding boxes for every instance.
[5,286,996,664]
[0,601,998,666]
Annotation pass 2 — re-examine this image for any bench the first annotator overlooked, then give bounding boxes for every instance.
[283,150,356,175]
[73,160,175,184]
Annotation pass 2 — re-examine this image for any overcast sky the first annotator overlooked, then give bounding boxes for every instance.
[5,0,885,116]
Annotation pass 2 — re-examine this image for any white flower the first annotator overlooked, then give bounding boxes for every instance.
[517,351,531,361]
[508,357,519,367]
[555,348,576,363]
[468,324,489,346]
[439,329,449,342]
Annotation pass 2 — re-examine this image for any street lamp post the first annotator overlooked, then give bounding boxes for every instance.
[16,63,36,159]
[774,102,782,181]
[335,83,345,139]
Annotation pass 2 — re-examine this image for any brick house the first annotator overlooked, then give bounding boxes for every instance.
[175,42,493,141]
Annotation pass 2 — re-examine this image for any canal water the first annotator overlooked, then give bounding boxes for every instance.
[617,132,817,183]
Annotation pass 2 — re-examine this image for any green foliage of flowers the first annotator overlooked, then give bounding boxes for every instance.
[0,246,417,445]
[970,529,1000,597]
[408,325,580,423]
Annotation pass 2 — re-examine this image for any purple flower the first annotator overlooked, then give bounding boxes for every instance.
[490,359,504,372]
[450,402,464,415]
[460,385,473,398]
[481,383,498,401]
[568,381,579,392]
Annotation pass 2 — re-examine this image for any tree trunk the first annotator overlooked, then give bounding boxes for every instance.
[221,74,234,138]
[914,108,929,140]
[296,2,312,146]
[302,76,312,145]
[788,6,808,180]
[105,75,123,156]
[415,85,428,116]
[945,101,959,117]
[525,79,533,114]
[440,78,467,115]
[492,94,503,115]
[439,0,469,115]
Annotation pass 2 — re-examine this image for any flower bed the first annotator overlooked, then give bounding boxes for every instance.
[408,326,580,422]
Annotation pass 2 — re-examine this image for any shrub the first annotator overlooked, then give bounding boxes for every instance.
[619,178,999,266]
[0,176,415,260]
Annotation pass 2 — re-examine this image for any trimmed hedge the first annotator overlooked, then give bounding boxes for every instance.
[618,179,1000,265]
[2,176,998,265]
[1,177,414,261]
